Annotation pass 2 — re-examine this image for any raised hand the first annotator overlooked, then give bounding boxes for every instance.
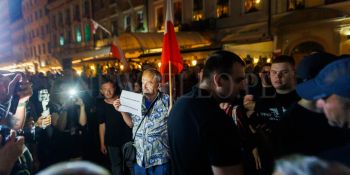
[0,130,24,175]
[113,98,121,111]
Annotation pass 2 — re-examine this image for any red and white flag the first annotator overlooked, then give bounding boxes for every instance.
[91,19,111,35]
[160,0,183,76]
[111,37,129,71]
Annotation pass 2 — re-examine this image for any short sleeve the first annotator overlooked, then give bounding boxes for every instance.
[202,110,242,167]
[96,101,106,124]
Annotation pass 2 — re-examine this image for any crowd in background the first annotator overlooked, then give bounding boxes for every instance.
[1,50,350,175]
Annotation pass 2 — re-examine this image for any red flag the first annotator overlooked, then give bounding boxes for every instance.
[160,0,183,76]
[111,37,129,71]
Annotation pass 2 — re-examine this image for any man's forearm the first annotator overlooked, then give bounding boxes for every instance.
[99,124,105,146]
[79,106,87,126]
[10,101,27,130]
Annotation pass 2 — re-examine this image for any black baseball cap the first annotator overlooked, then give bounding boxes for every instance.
[296,52,337,81]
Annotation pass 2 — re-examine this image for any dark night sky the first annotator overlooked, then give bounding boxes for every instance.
[8,0,22,22]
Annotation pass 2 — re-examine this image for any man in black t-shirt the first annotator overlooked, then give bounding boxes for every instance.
[97,78,132,175]
[168,51,245,175]
[245,55,300,174]
[296,58,350,166]
[274,52,350,158]
[249,55,300,129]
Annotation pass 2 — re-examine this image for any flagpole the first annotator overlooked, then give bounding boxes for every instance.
[168,60,173,110]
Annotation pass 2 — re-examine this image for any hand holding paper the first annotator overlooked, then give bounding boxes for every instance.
[117,90,143,117]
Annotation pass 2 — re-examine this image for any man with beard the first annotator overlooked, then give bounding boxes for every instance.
[168,51,245,175]
[296,58,350,166]
[97,77,131,175]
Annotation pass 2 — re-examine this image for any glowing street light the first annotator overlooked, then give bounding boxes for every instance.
[191,60,197,66]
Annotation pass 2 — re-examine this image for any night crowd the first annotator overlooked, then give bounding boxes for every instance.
[0,50,350,175]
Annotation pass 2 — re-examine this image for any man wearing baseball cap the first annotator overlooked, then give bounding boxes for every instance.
[296,58,350,166]
[296,58,350,128]
[274,53,349,158]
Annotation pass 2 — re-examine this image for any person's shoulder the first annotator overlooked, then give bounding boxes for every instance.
[160,92,170,100]
[95,98,106,105]
[96,98,112,110]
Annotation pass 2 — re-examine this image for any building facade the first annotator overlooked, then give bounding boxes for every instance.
[22,0,61,72]
[46,0,93,70]
[2,0,350,71]
[0,0,13,64]
[213,0,350,64]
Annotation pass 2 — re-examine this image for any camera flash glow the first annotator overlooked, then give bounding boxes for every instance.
[68,88,77,97]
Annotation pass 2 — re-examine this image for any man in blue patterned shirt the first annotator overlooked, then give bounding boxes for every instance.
[114,68,170,175]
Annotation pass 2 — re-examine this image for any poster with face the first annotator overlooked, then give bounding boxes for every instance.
[38,89,50,128]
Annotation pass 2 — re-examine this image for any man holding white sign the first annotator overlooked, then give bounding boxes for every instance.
[119,90,143,117]
[114,68,171,175]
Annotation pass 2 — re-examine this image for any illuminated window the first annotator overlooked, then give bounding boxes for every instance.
[59,35,64,46]
[217,0,229,18]
[174,1,182,26]
[287,0,305,11]
[85,24,91,42]
[156,6,164,31]
[193,0,204,21]
[136,11,145,31]
[245,0,262,13]
[76,27,82,43]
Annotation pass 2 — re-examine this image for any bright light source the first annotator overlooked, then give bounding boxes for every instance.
[256,0,261,4]
[90,65,95,70]
[120,65,124,70]
[191,60,197,66]
[253,58,259,64]
[138,65,141,69]
[68,88,77,97]
[267,58,271,63]
[77,70,82,76]
[158,62,161,68]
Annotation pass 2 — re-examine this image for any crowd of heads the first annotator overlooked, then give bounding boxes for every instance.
[0,48,350,175]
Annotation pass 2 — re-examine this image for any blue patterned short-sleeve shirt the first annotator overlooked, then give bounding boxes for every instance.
[131,92,170,168]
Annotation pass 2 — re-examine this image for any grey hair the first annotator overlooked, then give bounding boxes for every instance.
[36,161,110,175]
[143,68,162,83]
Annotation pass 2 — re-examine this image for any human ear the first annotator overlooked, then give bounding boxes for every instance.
[213,74,229,88]
[213,74,221,88]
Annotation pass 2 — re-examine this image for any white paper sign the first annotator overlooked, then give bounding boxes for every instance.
[119,90,143,116]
